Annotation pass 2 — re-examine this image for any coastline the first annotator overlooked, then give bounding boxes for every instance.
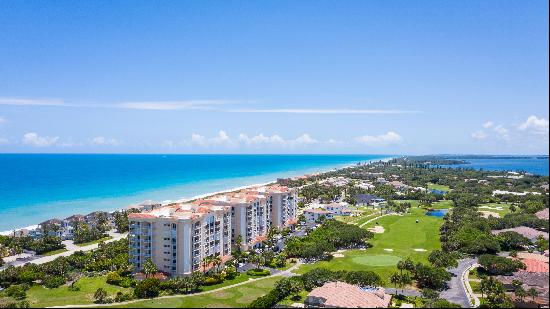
[1,156,395,235]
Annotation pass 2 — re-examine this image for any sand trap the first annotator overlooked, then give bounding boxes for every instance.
[359,248,366,251]
[384,248,394,252]
[414,248,427,252]
[337,249,347,253]
[479,211,500,218]
[479,205,504,210]
[333,253,345,258]
[368,225,385,233]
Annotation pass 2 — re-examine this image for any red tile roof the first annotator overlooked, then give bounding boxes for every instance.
[306,282,391,308]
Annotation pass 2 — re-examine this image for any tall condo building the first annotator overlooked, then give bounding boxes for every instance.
[128,185,297,276]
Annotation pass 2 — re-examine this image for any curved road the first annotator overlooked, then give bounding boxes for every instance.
[439,258,478,308]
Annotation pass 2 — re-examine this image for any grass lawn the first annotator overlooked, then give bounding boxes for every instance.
[26,276,131,307]
[112,276,281,308]
[469,281,481,293]
[336,209,377,225]
[42,248,68,256]
[427,183,451,192]
[278,289,309,306]
[395,199,453,210]
[75,236,113,247]
[294,208,443,284]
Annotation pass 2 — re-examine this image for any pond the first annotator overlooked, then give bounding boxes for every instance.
[425,209,449,217]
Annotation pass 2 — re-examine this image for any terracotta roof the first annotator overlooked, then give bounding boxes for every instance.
[128,213,156,219]
[518,258,549,273]
[306,282,391,308]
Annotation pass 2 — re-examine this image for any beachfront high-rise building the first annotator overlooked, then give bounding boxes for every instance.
[128,185,297,276]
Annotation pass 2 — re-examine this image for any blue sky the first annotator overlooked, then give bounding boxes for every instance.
[0,0,548,154]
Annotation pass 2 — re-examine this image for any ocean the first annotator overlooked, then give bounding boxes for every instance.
[0,154,389,231]
[446,156,549,176]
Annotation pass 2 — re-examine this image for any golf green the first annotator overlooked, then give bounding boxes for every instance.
[351,254,402,266]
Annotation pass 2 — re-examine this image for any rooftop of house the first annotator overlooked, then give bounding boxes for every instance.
[535,208,549,220]
[492,226,549,241]
[306,281,391,308]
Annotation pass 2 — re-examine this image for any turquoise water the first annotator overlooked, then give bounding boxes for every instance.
[0,154,389,230]
[425,209,449,217]
[447,156,549,176]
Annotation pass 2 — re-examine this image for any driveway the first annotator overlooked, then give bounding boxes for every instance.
[439,257,477,308]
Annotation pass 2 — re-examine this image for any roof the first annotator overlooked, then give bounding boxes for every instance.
[492,226,549,241]
[354,194,384,203]
[535,208,549,220]
[517,258,549,273]
[306,282,391,308]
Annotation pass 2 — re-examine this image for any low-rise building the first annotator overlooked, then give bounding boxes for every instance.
[354,194,385,206]
[492,226,549,241]
[305,281,391,308]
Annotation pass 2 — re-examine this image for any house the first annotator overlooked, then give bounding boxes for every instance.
[354,194,385,206]
[303,209,332,223]
[305,281,391,308]
[492,226,549,241]
[38,218,64,238]
[323,202,352,216]
[497,272,549,306]
[535,208,549,220]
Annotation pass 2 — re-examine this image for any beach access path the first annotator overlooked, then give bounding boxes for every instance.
[3,230,127,268]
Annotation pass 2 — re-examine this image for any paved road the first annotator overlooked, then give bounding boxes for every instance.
[2,230,127,268]
[439,257,477,308]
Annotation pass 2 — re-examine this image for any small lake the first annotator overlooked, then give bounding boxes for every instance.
[425,209,449,217]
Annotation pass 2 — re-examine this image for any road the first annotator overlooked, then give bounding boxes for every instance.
[2,230,127,268]
[439,257,478,308]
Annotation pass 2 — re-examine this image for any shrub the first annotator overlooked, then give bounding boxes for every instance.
[106,271,122,285]
[118,277,136,288]
[134,278,160,299]
[43,275,66,289]
[246,269,271,277]
[203,276,223,286]
[5,285,28,300]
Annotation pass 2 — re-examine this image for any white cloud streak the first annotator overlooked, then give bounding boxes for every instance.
[90,136,120,146]
[354,131,403,147]
[22,132,59,147]
[227,108,421,114]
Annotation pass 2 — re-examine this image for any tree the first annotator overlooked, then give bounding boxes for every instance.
[514,286,527,302]
[421,288,439,300]
[288,279,303,300]
[390,273,401,294]
[497,231,530,251]
[428,250,458,268]
[528,288,539,302]
[248,253,263,270]
[94,288,107,304]
[134,278,160,298]
[202,255,213,273]
[211,255,222,273]
[478,254,525,275]
[142,258,158,278]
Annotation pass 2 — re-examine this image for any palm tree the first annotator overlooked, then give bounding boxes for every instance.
[202,255,213,273]
[397,260,405,276]
[528,288,539,302]
[212,255,222,273]
[514,286,527,302]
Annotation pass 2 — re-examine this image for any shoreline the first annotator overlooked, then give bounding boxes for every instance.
[0,156,395,235]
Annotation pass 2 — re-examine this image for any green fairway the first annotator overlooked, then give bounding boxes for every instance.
[477,203,514,217]
[395,199,453,210]
[111,276,281,308]
[427,183,451,192]
[294,208,443,284]
[26,276,131,307]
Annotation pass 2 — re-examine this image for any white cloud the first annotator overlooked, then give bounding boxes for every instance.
[180,131,322,148]
[116,100,242,111]
[0,137,8,145]
[0,116,5,123]
[0,97,66,107]
[22,132,59,147]
[355,131,403,147]
[228,108,421,114]
[518,115,549,134]
[471,130,487,140]
[482,121,494,129]
[90,136,120,146]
